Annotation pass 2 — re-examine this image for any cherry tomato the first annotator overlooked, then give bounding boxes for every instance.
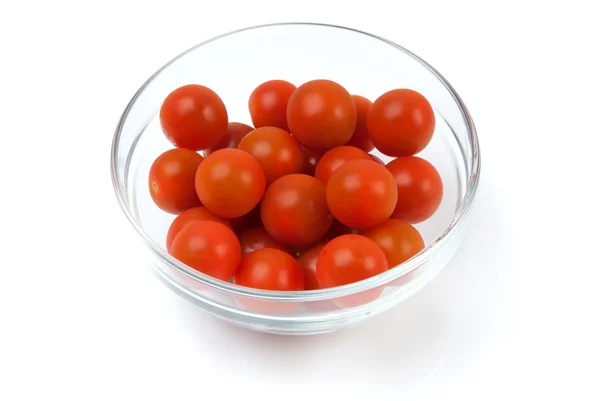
[367,89,435,157]
[345,95,374,152]
[248,80,296,130]
[166,207,232,253]
[386,156,443,223]
[239,226,289,255]
[229,204,262,234]
[369,154,385,165]
[261,174,333,246]
[363,219,425,267]
[326,160,397,228]
[314,145,371,184]
[148,148,203,214]
[233,248,304,314]
[287,79,357,151]
[195,148,266,218]
[300,146,323,176]
[160,84,228,150]
[234,248,304,291]
[170,220,241,281]
[237,126,303,184]
[204,122,254,156]
[316,234,388,288]
[296,243,326,290]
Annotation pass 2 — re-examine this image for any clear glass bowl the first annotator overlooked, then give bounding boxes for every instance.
[110,23,480,335]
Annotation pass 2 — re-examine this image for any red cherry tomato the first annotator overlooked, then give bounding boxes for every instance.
[165,207,230,253]
[159,84,228,150]
[170,220,241,281]
[296,243,326,290]
[363,219,425,267]
[345,95,374,152]
[326,160,398,228]
[367,89,435,157]
[205,122,254,156]
[237,126,303,184]
[239,226,289,255]
[148,149,203,214]
[195,148,266,218]
[386,156,443,223]
[287,79,357,151]
[248,80,296,130]
[261,174,333,246]
[300,146,323,176]
[166,207,232,253]
[314,145,371,184]
[234,248,304,291]
[316,234,388,288]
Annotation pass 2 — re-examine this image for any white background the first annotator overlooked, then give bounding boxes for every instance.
[1,0,599,399]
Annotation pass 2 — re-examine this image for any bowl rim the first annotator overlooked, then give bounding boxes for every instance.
[110,21,481,302]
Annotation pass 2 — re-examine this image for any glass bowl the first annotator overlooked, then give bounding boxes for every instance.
[110,22,480,335]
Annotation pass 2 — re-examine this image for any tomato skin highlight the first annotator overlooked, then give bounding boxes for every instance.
[367,89,435,157]
[160,84,228,150]
[345,95,375,152]
[195,148,266,219]
[249,80,296,130]
[166,207,232,253]
[170,220,241,282]
[326,159,398,229]
[386,156,443,223]
[205,122,254,156]
[237,126,303,184]
[316,234,388,288]
[261,174,333,246]
[362,219,425,267]
[148,148,203,214]
[287,79,357,151]
[239,226,289,255]
[315,145,371,184]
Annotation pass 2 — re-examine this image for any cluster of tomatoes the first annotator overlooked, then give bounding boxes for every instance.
[149,79,443,295]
